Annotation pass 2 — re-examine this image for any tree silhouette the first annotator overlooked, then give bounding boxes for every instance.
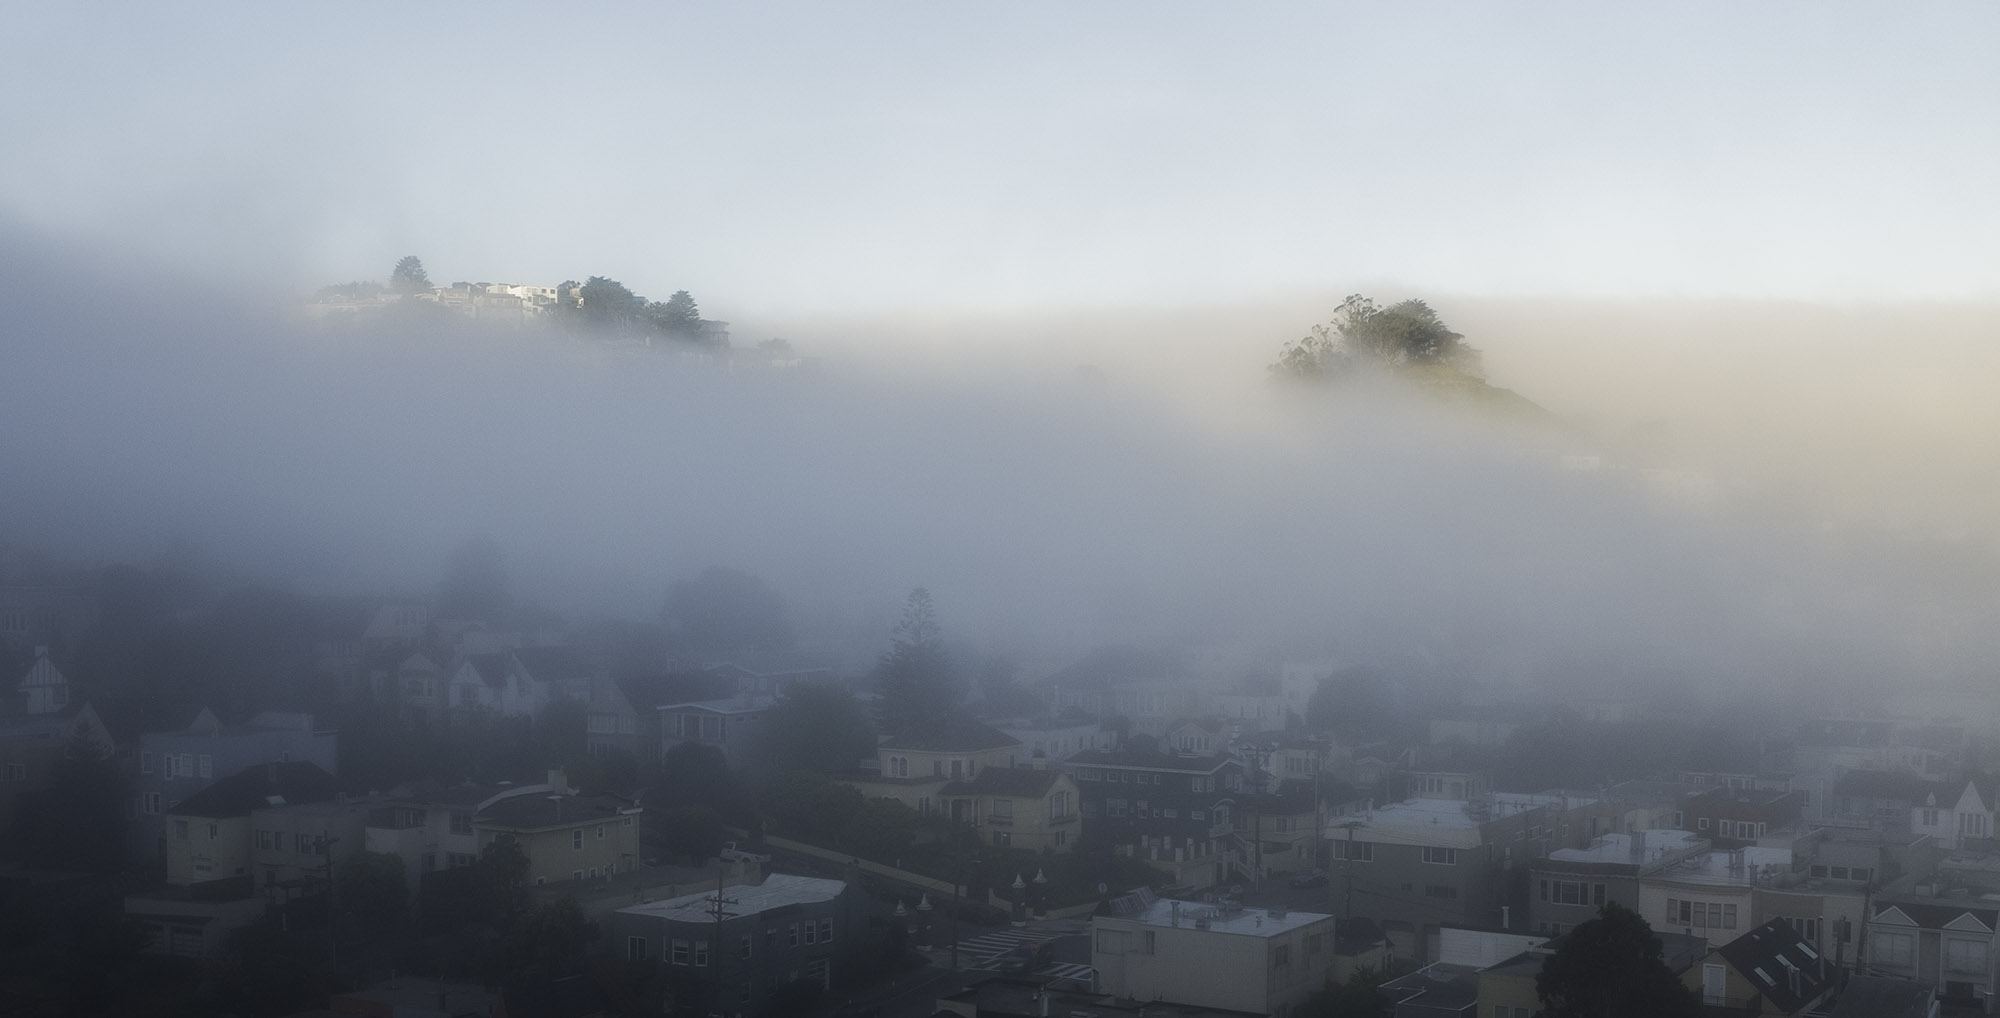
[390,255,431,296]
[1537,902,1701,1018]
[872,588,961,732]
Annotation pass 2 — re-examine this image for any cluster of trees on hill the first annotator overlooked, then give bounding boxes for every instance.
[317,256,760,352]
[1273,293,1480,380]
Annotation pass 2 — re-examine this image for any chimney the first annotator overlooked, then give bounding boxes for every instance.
[1501,905,1511,929]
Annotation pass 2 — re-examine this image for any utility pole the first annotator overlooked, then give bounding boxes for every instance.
[705,869,739,1017]
[318,830,341,974]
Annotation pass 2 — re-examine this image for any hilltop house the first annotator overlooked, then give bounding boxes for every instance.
[840,717,1022,816]
[938,764,1082,853]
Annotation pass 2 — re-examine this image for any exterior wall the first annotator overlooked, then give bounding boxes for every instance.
[251,800,377,897]
[840,774,949,816]
[477,815,642,887]
[1678,788,1806,847]
[1638,877,1755,943]
[1091,912,1338,1015]
[972,774,1081,854]
[164,813,253,889]
[605,883,863,1015]
[1528,865,1641,936]
[133,718,339,863]
[1867,909,2000,1006]
[662,704,772,771]
[994,722,1108,762]
[1751,884,1868,961]
[876,744,1015,783]
[1478,968,1544,1018]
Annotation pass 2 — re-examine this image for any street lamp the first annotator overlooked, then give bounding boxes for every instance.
[1010,874,1027,927]
[915,893,933,947]
[1031,869,1050,921]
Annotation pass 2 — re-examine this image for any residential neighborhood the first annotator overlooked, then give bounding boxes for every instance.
[3,546,1997,1018]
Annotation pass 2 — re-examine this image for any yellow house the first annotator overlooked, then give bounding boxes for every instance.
[940,766,1082,853]
[841,717,1023,817]
[474,788,642,886]
[163,761,338,891]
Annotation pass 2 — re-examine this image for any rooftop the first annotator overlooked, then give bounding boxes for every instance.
[617,873,845,922]
[879,717,1020,753]
[477,792,634,830]
[1098,897,1334,938]
[1548,829,1706,866]
[1650,847,1794,888]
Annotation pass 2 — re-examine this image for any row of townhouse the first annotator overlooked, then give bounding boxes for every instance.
[124,764,645,957]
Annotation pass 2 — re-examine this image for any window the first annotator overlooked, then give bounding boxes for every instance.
[741,935,753,959]
[144,792,161,814]
[1421,847,1458,865]
[818,919,833,943]
[1875,931,1914,966]
[694,941,709,966]
[1335,840,1374,862]
[141,751,154,774]
[672,939,690,965]
[257,830,276,851]
[1947,938,1984,973]
[628,936,648,961]
[993,798,1012,820]
[596,824,605,840]
[1924,808,1941,826]
[572,829,584,850]
[789,923,799,947]
[451,812,472,835]
[207,823,218,840]
[1,763,24,782]
[1697,817,1710,830]
[178,753,193,777]
[1077,767,1100,781]
[804,921,818,945]
[1190,809,1204,821]
[1163,807,1177,818]
[198,755,212,779]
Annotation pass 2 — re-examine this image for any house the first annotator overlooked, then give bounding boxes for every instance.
[1332,793,1587,963]
[1676,786,1806,848]
[473,777,642,887]
[1866,894,2000,1011]
[159,761,340,893]
[14,645,71,715]
[1697,918,1835,1014]
[937,765,1081,852]
[990,716,1113,763]
[251,794,382,902]
[1067,747,1244,889]
[658,693,777,771]
[365,779,560,898]
[1638,844,1791,947]
[133,709,339,864]
[1090,888,1340,1016]
[840,718,1023,816]
[606,872,865,1016]
[446,645,590,721]
[1911,774,1999,850]
[1237,779,1322,878]
[1528,829,1707,937]
[125,761,339,957]
[584,672,732,763]
[1828,769,1932,833]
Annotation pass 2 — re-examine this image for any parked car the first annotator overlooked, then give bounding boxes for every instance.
[996,940,1056,974]
[1288,867,1328,889]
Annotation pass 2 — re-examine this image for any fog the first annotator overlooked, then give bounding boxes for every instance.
[6,227,1997,710]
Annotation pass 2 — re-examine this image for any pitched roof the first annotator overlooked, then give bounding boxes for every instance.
[1715,918,1833,1014]
[1872,898,2000,931]
[941,766,1063,798]
[1828,976,1938,1018]
[171,761,340,819]
[879,717,1020,753]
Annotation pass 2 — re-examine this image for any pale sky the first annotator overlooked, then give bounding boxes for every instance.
[4,2,1996,316]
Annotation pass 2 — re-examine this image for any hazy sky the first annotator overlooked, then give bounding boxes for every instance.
[4,3,1996,315]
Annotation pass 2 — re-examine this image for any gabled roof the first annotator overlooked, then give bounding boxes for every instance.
[1872,899,2000,932]
[1715,918,1833,1014]
[171,761,339,819]
[879,717,1020,753]
[941,766,1064,798]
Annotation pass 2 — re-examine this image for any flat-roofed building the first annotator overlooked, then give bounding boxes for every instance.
[1091,889,1339,1015]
